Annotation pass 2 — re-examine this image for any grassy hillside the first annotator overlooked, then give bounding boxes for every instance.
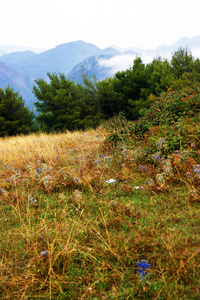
[0,85,199,299]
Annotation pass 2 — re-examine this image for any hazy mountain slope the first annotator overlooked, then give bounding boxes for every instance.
[68,54,114,83]
[0,61,35,108]
[68,50,137,83]
[16,40,103,78]
[111,35,200,60]
[0,45,46,53]
[0,37,200,109]
[0,50,7,56]
[0,51,36,67]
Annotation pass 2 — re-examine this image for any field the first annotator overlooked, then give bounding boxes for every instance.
[0,122,199,299]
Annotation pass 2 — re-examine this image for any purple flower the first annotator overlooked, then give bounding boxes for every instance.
[136,260,151,281]
[40,250,49,258]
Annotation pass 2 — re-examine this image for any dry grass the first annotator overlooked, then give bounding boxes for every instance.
[0,126,199,299]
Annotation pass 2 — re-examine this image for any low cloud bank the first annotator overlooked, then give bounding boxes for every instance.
[98,53,161,76]
[98,54,137,75]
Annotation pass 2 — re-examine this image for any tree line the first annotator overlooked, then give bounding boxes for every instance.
[0,48,200,136]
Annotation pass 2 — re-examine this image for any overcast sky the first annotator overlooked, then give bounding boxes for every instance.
[1,0,199,50]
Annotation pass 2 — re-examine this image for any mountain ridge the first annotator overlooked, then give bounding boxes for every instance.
[0,37,200,108]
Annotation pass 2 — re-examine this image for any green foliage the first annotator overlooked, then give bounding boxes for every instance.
[33,48,200,133]
[104,73,200,165]
[97,57,151,120]
[97,48,200,121]
[0,86,36,137]
[136,80,200,136]
[171,47,200,78]
[33,73,103,132]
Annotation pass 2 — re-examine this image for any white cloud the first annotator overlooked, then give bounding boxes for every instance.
[98,54,137,75]
[98,53,161,75]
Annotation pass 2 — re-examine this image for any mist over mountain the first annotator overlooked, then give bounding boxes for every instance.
[68,51,137,83]
[111,35,200,59]
[0,36,200,108]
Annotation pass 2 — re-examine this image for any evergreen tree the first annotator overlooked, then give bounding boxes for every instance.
[33,73,103,131]
[0,86,35,137]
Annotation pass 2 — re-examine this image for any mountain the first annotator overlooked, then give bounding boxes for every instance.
[14,40,103,78]
[111,35,200,61]
[68,50,137,84]
[0,50,7,56]
[0,51,36,67]
[0,37,200,109]
[0,45,47,54]
[68,54,115,83]
[0,41,119,107]
[0,61,36,109]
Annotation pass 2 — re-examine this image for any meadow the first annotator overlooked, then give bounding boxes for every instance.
[0,115,199,299]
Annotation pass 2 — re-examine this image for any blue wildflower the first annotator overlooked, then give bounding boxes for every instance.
[29,196,34,203]
[138,165,149,173]
[104,156,111,164]
[152,152,161,163]
[136,260,151,281]
[36,168,42,174]
[94,160,99,165]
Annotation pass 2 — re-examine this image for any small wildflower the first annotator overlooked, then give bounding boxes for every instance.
[131,159,135,163]
[74,189,82,201]
[145,179,155,187]
[94,160,99,165]
[156,137,165,149]
[122,149,128,156]
[36,168,42,174]
[186,172,193,179]
[138,164,149,173]
[136,259,151,281]
[74,177,80,183]
[152,152,161,163]
[29,196,34,203]
[0,188,7,195]
[104,156,111,164]
[193,164,200,179]
[156,173,165,187]
[161,159,172,175]
[40,250,49,258]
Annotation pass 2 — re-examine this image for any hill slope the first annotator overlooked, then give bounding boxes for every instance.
[0,61,35,108]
